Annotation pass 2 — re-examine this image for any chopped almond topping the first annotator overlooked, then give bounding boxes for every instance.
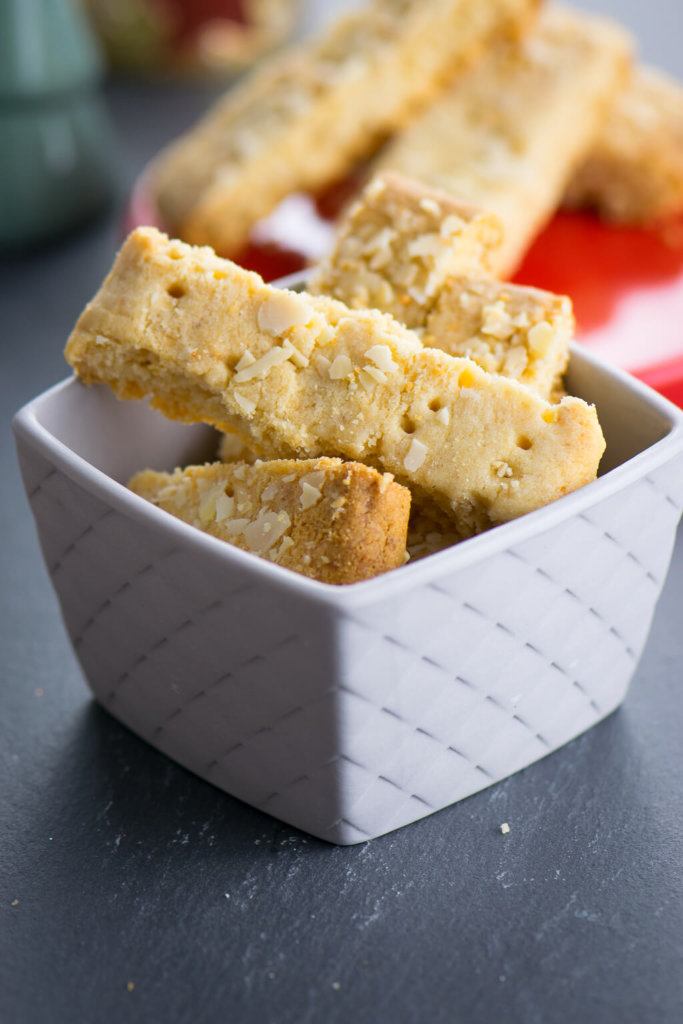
[302,470,326,489]
[277,535,294,557]
[440,213,465,236]
[364,344,398,373]
[257,291,314,335]
[362,364,388,384]
[260,482,279,503]
[419,197,442,216]
[527,320,555,356]
[242,510,291,553]
[235,350,256,371]
[407,233,441,258]
[233,344,293,383]
[198,492,218,524]
[329,354,353,379]
[215,492,236,520]
[300,481,323,509]
[233,391,257,416]
[404,438,428,472]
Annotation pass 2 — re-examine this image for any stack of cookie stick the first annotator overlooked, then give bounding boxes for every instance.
[151,0,683,277]
[66,227,604,554]
[374,4,633,277]
[307,169,581,557]
[153,0,540,256]
[309,172,573,401]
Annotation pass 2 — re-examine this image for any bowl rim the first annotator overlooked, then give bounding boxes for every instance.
[14,340,683,610]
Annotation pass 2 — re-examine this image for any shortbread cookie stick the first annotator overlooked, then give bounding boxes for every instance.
[308,171,572,398]
[128,458,410,584]
[65,228,605,537]
[424,277,572,400]
[564,65,683,225]
[308,172,504,329]
[375,5,633,277]
[153,0,541,255]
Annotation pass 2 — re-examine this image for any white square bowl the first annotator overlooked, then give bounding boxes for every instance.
[13,345,683,844]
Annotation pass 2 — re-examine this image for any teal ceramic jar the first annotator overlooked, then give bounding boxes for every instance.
[0,0,117,249]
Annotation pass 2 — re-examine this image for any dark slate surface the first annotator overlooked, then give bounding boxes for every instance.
[2,4,682,1021]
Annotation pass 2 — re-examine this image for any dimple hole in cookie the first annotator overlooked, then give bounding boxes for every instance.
[167,282,187,300]
[517,435,532,451]
[401,414,418,434]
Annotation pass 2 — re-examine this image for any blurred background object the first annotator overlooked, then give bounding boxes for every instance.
[0,0,117,251]
[82,0,302,76]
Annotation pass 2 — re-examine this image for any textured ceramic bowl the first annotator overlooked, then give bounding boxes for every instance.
[14,342,683,844]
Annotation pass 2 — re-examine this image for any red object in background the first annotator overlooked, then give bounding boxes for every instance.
[514,211,683,406]
[233,241,307,281]
[125,172,683,407]
[164,0,248,49]
[313,163,374,222]
[514,211,683,333]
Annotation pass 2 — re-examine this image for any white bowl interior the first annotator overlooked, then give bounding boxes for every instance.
[564,354,672,473]
[33,379,218,484]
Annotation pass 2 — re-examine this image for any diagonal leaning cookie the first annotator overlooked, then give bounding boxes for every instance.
[65,228,605,538]
[153,0,541,256]
[128,458,411,584]
[308,172,505,330]
[375,5,633,277]
[308,172,573,398]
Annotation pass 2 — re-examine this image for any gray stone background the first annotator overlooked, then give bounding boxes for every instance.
[2,3,681,1023]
